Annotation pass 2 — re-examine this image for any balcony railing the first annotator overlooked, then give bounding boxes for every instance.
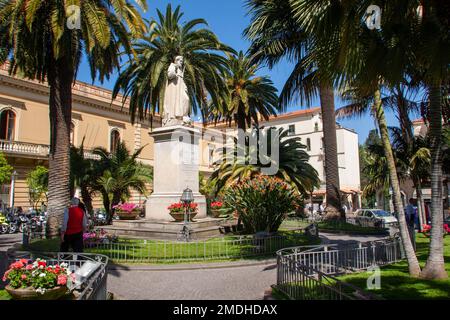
[0,140,100,160]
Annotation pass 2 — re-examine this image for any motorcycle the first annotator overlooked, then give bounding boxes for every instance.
[5,210,19,233]
[0,212,8,234]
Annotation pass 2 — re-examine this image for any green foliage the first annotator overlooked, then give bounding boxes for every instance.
[26,166,48,209]
[223,176,299,233]
[210,127,319,196]
[113,4,233,123]
[0,152,12,185]
[93,142,153,219]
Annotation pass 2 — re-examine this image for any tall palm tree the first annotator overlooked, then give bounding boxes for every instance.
[212,51,280,132]
[93,142,152,223]
[244,0,343,219]
[0,0,147,237]
[210,127,319,196]
[113,4,233,123]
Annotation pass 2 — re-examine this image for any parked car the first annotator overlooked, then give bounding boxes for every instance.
[354,209,398,228]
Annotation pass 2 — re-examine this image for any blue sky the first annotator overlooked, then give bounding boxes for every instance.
[75,0,408,144]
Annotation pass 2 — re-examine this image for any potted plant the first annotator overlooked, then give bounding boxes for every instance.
[113,203,140,220]
[210,201,223,218]
[83,230,119,248]
[168,202,198,222]
[2,258,75,300]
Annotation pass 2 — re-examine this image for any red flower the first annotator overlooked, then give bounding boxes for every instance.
[37,261,47,268]
[21,274,27,280]
[57,274,67,286]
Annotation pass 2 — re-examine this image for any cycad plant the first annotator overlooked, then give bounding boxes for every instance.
[93,142,152,223]
[113,4,233,123]
[210,127,319,196]
[0,0,147,237]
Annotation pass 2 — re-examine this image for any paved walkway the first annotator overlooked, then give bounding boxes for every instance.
[0,233,22,289]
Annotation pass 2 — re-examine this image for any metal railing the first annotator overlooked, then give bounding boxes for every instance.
[6,251,109,300]
[81,232,310,263]
[275,237,404,300]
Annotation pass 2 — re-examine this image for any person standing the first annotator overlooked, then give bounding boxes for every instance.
[60,197,88,253]
[405,198,417,251]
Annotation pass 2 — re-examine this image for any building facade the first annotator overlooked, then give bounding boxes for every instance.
[0,65,361,211]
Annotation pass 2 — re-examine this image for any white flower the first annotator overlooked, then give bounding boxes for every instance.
[60,263,68,268]
[39,273,46,277]
[35,287,46,295]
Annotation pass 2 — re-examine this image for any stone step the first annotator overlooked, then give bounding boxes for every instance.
[99,225,223,240]
[111,218,224,231]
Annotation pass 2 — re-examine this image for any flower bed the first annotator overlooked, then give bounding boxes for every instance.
[210,201,223,218]
[2,258,75,300]
[168,202,198,221]
[83,230,118,248]
[113,203,141,220]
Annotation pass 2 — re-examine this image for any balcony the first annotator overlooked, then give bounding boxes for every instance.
[0,140,100,160]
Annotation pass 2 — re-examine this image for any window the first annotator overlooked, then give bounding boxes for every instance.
[306,138,311,151]
[70,122,75,145]
[110,129,120,153]
[288,124,295,136]
[314,122,319,132]
[0,110,16,141]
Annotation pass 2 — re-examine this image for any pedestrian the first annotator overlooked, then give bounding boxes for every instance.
[60,197,88,253]
[405,198,417,251]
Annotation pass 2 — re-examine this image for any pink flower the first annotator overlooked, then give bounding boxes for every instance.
[21,274,27,280]
[26,264,34,270]
[57,274,67,286]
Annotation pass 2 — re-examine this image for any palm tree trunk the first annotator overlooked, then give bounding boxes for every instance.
[373,89,421,277]
[420,84,447,279]
[319,84,342,219]
[80,184,93,215]
[415,180,426,232]
[46,58,74,238]
[236,105,247,132]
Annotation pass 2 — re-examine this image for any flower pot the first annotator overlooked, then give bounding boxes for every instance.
[169,212,198,222]
[5,285,68,300]
[210,208,222,218]
[116,209,140,220]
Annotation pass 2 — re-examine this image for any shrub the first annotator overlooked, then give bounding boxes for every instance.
[223,176,299,233]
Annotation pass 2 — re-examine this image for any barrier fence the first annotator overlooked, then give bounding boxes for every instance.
[275,237,404,300]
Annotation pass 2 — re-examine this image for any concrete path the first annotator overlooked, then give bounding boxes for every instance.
[0,233,22,289]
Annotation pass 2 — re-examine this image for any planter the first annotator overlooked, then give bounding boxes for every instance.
[5,285,67,300]
[116,209,140,220]
[169,212,198,222]
[210,208,222,218]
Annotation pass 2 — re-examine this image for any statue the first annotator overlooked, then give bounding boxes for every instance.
[162,56,191,126]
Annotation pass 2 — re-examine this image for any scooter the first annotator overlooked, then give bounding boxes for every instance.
[0,212,9,234]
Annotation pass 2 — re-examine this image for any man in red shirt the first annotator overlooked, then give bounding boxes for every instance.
[60,197,87,252]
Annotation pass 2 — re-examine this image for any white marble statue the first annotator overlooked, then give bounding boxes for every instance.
[162,56,191,126]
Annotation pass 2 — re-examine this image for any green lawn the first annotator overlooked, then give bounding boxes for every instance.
[336,234,450,299]
[23,232,320,264]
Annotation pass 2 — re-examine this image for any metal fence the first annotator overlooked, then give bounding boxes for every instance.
[7,251,109,300]
[82,232,311,263]
[275,237,404,300]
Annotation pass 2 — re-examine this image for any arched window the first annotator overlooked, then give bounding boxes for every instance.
[306,138,311,151]
[70,122,75,145]
[110,129,120,153]
[0,110,16,141]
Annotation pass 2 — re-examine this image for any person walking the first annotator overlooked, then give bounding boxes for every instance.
[60,197,88,253]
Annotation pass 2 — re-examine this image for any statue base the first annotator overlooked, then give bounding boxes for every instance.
[145,125,206,221]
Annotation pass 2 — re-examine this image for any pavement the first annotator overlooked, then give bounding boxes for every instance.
[0,231,390,299]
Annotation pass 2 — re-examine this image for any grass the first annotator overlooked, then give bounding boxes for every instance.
[23,231,320,264]
[336,233,450,299]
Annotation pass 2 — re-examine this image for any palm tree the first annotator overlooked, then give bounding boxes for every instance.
[0,0,147,237]
[93,142,152,223]
[244,0,343,219]
[113,4,233,123]
[212,51,280,132]
[210,127,319,196]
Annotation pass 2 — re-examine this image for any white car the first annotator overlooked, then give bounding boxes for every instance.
[354,209,398,228]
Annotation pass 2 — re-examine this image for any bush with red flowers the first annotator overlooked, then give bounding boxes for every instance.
[210,201,223,209]
[2,258,75,295]
[168,202,198,214]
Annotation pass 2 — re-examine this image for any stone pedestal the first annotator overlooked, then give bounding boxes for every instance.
[146,125,206,221]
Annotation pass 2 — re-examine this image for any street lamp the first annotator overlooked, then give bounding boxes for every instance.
[180,187,194,242]
[9,170,17,209]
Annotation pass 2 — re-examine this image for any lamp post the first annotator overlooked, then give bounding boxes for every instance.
[9,170,17,209]
[180,187,194,242]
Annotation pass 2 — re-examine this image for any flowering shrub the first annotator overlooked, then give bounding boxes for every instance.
[422,224,449,237]
[223,176,299,233]
[2,258,75,295]
[113,203,139,212]
[83,230,118,247]
[168,202,198,214]
[210,201,223,209]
